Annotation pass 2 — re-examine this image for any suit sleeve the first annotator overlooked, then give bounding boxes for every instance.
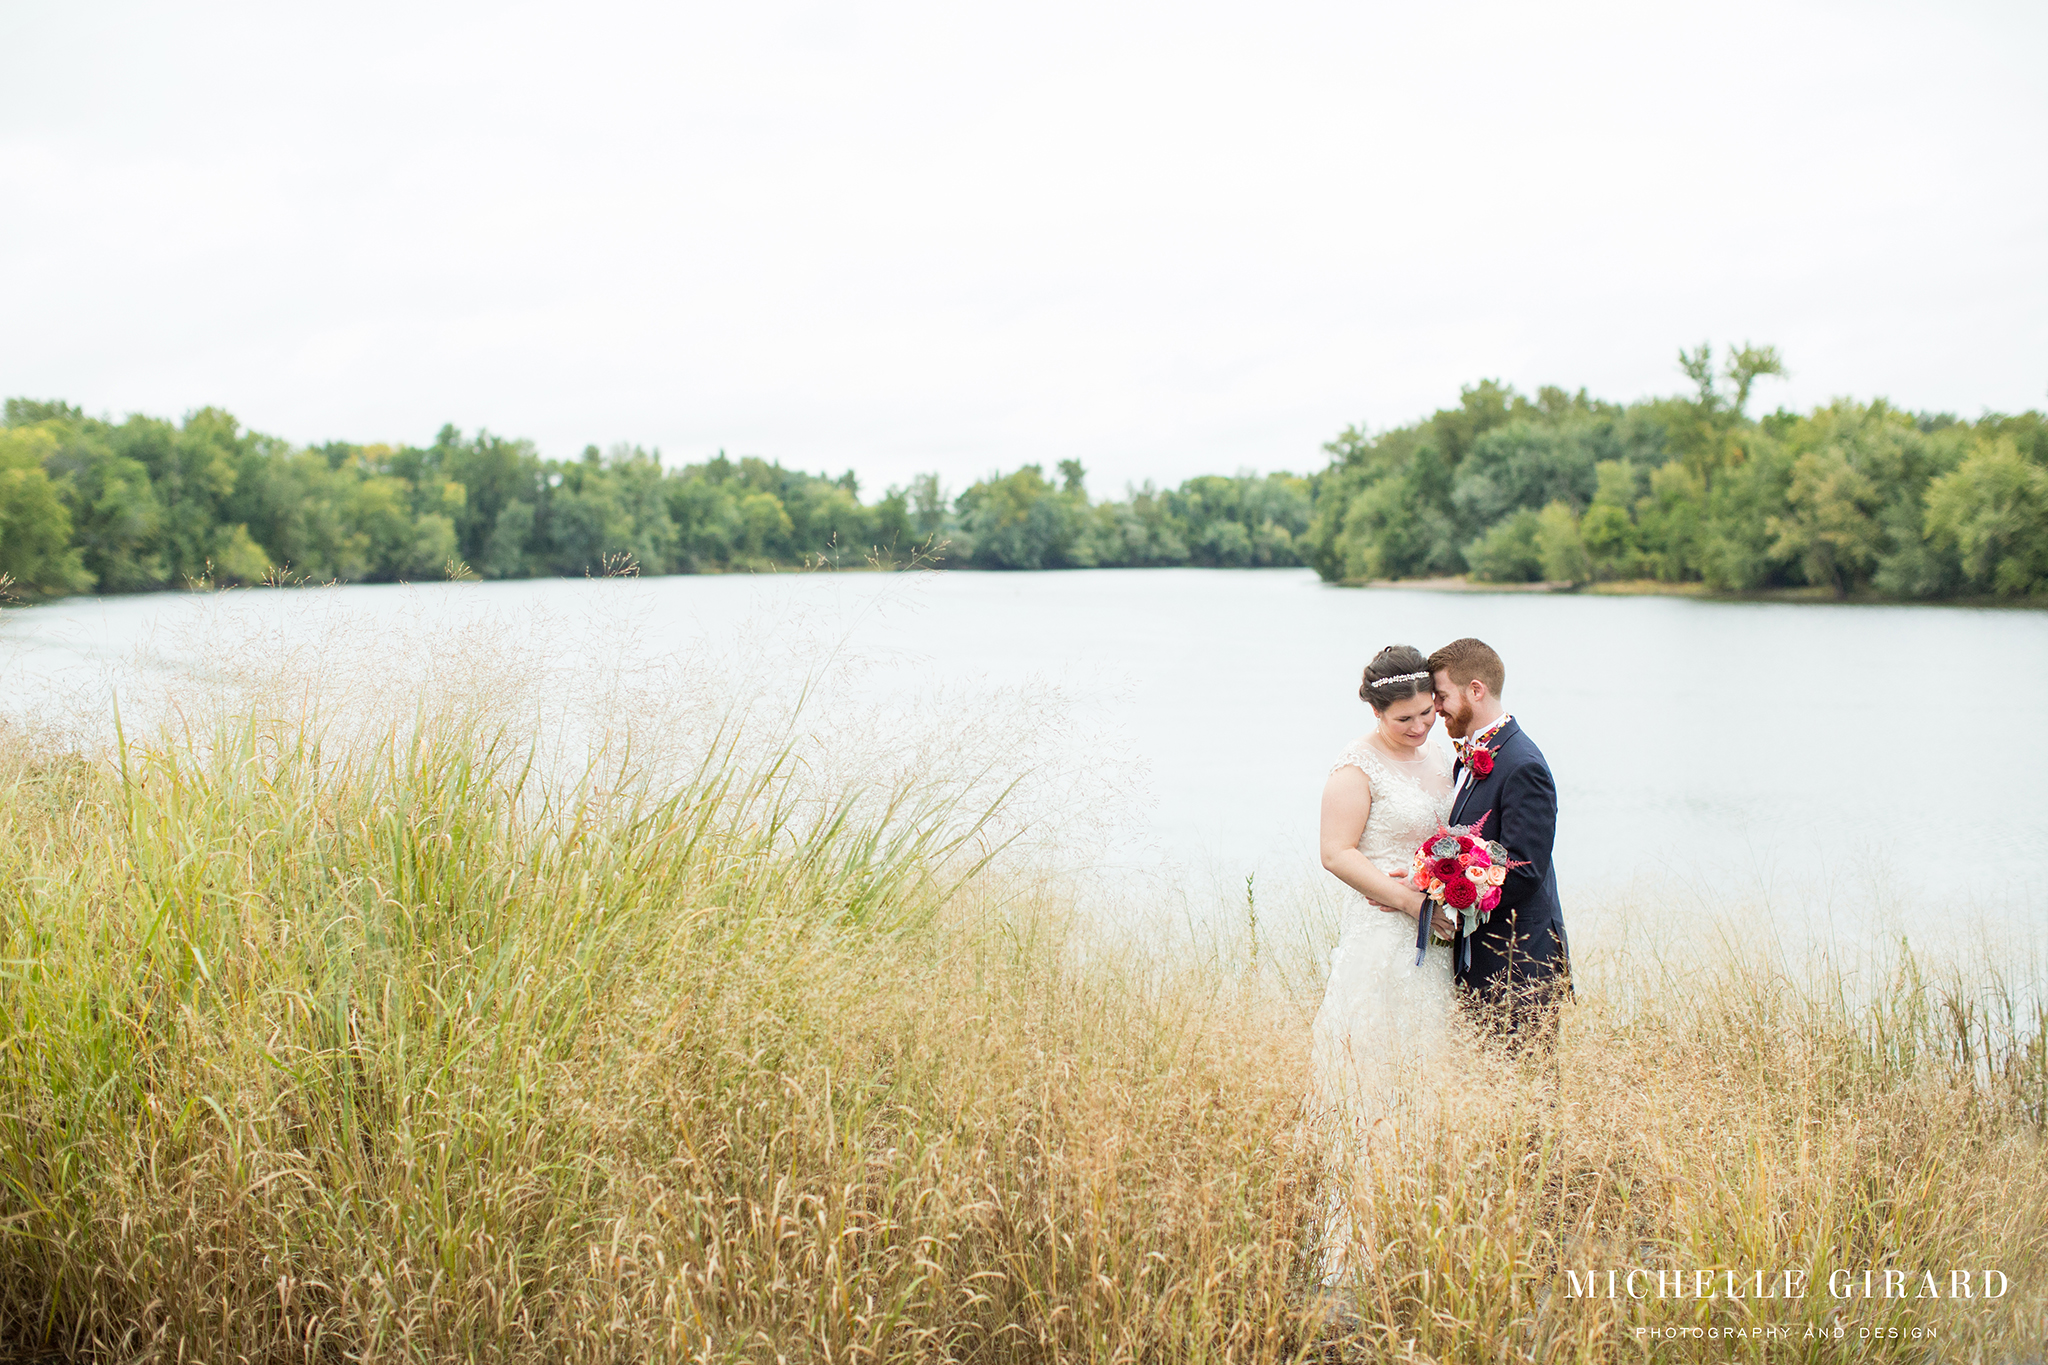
[1495,759,1557,910]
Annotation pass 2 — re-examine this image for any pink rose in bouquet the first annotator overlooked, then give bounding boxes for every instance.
[1407,812,1525,965]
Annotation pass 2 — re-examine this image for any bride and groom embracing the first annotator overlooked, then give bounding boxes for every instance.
[1310,636,1569,1129]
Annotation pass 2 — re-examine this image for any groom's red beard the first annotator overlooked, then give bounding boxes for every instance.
[1440,696,1474,738]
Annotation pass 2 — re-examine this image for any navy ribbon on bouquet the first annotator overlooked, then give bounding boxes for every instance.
[1416,905,1476,972]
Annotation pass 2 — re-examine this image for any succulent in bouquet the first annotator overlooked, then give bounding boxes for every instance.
[1407,812,1525,966]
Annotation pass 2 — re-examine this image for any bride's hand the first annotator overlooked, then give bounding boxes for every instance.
[1379,873,1456,939]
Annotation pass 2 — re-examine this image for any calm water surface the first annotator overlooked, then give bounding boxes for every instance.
[5,570,2043,946]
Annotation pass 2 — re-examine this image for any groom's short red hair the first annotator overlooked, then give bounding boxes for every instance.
[1429,638,1505,698]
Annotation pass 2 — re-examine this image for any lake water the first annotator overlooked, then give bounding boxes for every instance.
[5,569,2044,957]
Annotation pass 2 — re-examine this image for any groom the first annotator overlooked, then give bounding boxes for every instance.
[1429,638,1570,1047]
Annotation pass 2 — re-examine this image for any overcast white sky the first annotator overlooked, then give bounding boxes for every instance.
[3,1,2044,495]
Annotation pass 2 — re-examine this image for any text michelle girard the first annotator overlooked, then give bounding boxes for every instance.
[1564,1266,2009,1302]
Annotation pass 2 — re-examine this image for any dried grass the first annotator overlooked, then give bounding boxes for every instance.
[0,710,2041,1363]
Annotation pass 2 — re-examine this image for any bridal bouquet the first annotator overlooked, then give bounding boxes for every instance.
[1408,814,1520,965]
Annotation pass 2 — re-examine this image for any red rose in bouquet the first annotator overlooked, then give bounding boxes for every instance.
[1407,812,1528,966]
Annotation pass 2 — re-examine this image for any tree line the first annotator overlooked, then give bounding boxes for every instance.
[0,399,1310,599]
[4,344,2044,603]
[1305,345,2048,600]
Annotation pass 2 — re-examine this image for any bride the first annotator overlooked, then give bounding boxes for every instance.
[1310,644,1460,1274]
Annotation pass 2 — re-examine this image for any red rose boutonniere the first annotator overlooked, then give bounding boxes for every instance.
[1465,744,1495,777]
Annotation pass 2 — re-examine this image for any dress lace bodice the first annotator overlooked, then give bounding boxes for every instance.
[1331,742,1456,875]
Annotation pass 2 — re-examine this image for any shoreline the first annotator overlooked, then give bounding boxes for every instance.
[9,567,2045,614]
[1337,575,2048,610]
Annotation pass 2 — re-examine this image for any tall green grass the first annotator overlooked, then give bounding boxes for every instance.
[0,717,2042,1362]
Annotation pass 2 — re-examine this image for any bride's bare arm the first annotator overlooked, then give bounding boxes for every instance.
[1319,766,1455,937]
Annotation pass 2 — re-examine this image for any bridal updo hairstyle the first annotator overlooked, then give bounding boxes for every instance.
[1360,644,1432,713]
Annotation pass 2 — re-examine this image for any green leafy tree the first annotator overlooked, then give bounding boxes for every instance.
[0,426,91,597]
[1672,341,1786,496]
[1338,445,1462,580]
[737,492,794,561]
[1767,449,1884,595]
[867,486,912,559]
[1581,460,1641,580]
[1697,435,1794,591]
[535,445,675,576]
[787,478,870,566]
[664,480,737,572]
[907,473,949,540]
[346,474,441,580]
[434,427,543,566]
[46,433,167,591]
[8,349,2043,603]
[1449,422,1601,540]
[1465,508,1544,583]
[955,465,1078,570]
[1924,437,2048,597]
[1422,380,1533,466]
[108,409,270,585]
[1634,462,1705,582]
[483,501,537,578]
[3,399,82,426]
[1534,501,1592,584]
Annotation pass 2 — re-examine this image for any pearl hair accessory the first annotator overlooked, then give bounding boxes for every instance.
[1368,670,1431,688]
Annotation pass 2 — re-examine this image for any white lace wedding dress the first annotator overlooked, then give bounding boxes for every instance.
[1310,739,1457,1278]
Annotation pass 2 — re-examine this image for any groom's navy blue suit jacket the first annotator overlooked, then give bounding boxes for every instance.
[1448,718,1570,1021]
